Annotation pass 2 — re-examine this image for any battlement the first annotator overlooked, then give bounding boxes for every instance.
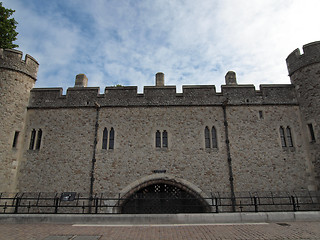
[28,83,297,108]
[0,49,39,80]
[286,41,320,76]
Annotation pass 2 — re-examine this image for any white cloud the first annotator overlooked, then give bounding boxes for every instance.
[2,0,320,94]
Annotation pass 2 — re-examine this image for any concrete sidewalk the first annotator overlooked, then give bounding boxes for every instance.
[0,211,320,224]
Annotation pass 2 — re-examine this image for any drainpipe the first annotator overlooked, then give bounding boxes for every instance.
[89,102,100,213]
[222,99,236,212]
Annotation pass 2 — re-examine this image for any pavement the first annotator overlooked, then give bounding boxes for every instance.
[1,221,320,240]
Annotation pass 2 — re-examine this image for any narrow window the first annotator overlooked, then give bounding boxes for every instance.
[109,128,114,149]
[35,129,42,150]
[102,128,108,149]
[259,111,263,119]
[286,127,294,147]
[308,123,316,142]
[205,127,210,148]
[212,126,218,148]
[162,130,168,148]
[280,127,286,147]
[12,131,19,148]
[156,130,161,148]
[29,129,36,150]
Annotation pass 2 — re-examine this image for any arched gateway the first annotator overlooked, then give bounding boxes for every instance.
[118,176,210,214]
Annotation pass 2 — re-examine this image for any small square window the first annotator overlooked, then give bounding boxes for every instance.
[259,111,263,119]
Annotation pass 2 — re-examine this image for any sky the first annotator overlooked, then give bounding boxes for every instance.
[2,0,320,93]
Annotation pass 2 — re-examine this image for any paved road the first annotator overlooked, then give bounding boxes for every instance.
[1,222,320,240]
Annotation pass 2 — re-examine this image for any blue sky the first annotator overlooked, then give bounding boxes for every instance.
[2,0,320,93]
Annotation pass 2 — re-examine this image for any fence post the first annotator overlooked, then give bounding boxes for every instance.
[215,197,219,213]
[254,196,258,212]
[291,196,296,212]
[95,197,99,214]
[14,197,20,214]
[54,197,59,213]
[3,202,7,213]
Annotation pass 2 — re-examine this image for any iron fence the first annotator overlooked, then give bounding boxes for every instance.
[0,191,319,214]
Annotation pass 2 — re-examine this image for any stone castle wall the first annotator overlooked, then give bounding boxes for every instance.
[0,49,38,192]
[28,84,297,109]
[17,108,96,192]
[17,103,313,196]
[1,41,319,200]
[286,41,320,188]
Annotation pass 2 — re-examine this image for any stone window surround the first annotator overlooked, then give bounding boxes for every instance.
[102,127,115,150]
[205,126,218,150]
[279,125,295,150]
[155,130,168,149]
[29,128,43,150]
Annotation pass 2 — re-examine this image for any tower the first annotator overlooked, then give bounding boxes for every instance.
[0,49,39,192]
[286,41,320,190]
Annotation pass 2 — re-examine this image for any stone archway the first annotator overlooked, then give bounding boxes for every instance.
[118,176,210,214]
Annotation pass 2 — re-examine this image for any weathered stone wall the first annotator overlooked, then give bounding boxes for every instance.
[0,49,38,192]
[227,105,312,192]
[16,103,314,196]
[17,108,96,192]
[94,106,229,197]
[28,84,298,109]
[1,41,319,201]
[287,41,320,189]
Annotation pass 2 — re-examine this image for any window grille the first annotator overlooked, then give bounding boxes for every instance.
[212,126,218,148]
[162,130,168,148]
[205,127,211,148]
[35,129,42,150]
[280,127,286,147]
[156,130,161,148]
[155,130,168,148]
[102,128,108,149]
[286,127,294,147]
[29,129,36,150]
[109,128,115,149]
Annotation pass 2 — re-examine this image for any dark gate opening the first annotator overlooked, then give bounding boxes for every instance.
[121,183,208,214]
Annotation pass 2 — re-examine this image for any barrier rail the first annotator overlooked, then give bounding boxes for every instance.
[0,191,319,214]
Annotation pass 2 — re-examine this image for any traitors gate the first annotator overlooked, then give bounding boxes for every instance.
[0,190,319,214]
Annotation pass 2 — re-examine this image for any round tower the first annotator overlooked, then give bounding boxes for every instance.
[286,41,320,190]
[0,49,39,192]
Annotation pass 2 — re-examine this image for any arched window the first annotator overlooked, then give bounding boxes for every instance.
[286,127,293,147]
[280,126,286,147]
[109,127,115,149]
[156,130,161,148]
[205,127,210,149]
[29,129,36,150]
[35,129,42,150]
[211,126,217,148]
[162,130,168,148]
[102,128,108,149]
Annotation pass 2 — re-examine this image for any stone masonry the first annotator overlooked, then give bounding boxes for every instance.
[0,49,38,193]
[0,41,319,212]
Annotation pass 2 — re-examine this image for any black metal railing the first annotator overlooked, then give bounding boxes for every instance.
[0,191,319,214]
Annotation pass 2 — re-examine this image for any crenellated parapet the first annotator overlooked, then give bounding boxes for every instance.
[28,83,298,108]
[0,48,39,80]
[286,41,320,76]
